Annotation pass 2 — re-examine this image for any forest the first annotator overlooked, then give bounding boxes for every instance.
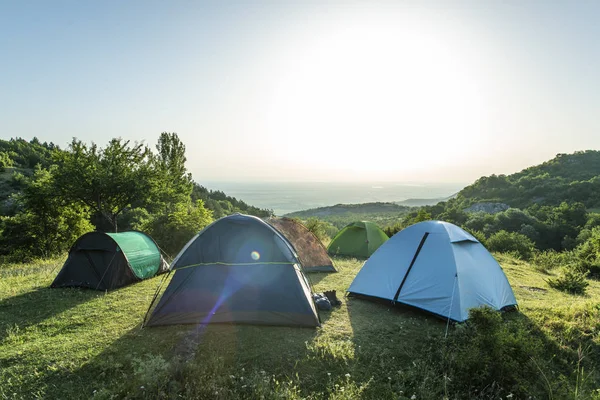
[0,135,272,260]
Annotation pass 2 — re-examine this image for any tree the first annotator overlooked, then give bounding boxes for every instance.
[149,132,193,213]
[303,217,331,243]
[0,151,12,172]
[0,166,93,258]
[53,138,153,232]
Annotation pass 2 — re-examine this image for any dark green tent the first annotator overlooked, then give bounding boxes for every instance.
[327,221,389,258]
[51,231,168,291]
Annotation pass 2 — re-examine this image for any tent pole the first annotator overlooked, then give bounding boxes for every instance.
[142,269,173,327]
[445,273,458,338]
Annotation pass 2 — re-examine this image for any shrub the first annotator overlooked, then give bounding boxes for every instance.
[138,200,213,257]
[440,307,550,398]
[486,230,535,260]
[547,267,589,295]
[531,250,577,274]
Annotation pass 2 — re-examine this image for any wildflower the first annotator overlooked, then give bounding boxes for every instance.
[388,377,392,380]
[411,395,417,400]
[327,372,331,376]
[140,386,145,390]
[240,376,244,381]
[229,375,235,379]
[345,373,351,378]
[242,385,247,389]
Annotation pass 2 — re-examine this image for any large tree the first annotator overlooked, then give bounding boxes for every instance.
[0,166,93,257]
[53,138,153,232]
[149,132,193,213]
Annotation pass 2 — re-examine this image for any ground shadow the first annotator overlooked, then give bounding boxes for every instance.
[23,317,326,399]
[0,287,100,341]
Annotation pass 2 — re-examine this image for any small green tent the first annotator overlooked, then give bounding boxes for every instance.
[327,221,388,258]
[51,231,169,291]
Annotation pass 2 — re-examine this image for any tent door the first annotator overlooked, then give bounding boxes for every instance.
[81,250,111,288]
[393,232,429,301]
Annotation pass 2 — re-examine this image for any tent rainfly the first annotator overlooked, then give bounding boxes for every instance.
[51,231,168,291]
[347,220,518,322]
[327,221,389,258]
[144,213,320,328]
[267,217,336,272]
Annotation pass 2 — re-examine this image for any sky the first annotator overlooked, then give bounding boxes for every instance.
[1,0,599,184]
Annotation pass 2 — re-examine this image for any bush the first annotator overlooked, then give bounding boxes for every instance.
[486,230,535,260]
[138,200,213,257]
[440,307,550,398]
[531,250,577,274]
[547,267,589,295]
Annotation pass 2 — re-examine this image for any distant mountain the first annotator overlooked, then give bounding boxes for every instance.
[454,150,600,209]
[284,202,412,228]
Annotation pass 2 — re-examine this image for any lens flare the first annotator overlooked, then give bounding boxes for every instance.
[251,251,260,261]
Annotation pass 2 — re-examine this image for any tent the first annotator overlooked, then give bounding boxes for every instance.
[347,220,517,322]
[267,217,336,272]
[51,231,169,291]
[327,221,388,258]
[144,214,320,328]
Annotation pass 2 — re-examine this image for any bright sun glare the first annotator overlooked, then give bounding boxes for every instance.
[264,11,489,179]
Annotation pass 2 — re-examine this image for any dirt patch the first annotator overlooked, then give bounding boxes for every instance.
[519,285,548,293]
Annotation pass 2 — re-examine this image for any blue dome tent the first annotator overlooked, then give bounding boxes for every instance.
[348,220,517,322]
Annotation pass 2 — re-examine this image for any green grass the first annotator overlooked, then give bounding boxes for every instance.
[1,255,599,399]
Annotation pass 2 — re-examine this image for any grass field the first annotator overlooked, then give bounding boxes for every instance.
[1,255,599,399]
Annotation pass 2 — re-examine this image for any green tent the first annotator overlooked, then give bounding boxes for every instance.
[327,221,389,258]
[51,231,169,291]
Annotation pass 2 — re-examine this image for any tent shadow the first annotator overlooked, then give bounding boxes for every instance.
[0,287,100,342]
[345,294,447,350]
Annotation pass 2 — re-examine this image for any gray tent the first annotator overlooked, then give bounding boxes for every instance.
[145,214,320,328]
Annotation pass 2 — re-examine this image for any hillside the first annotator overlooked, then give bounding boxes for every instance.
[1,254,598,399]
[285,202,412,228]
[395,195,455,207]
[455,150,600,209]
[0,137,271,221]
